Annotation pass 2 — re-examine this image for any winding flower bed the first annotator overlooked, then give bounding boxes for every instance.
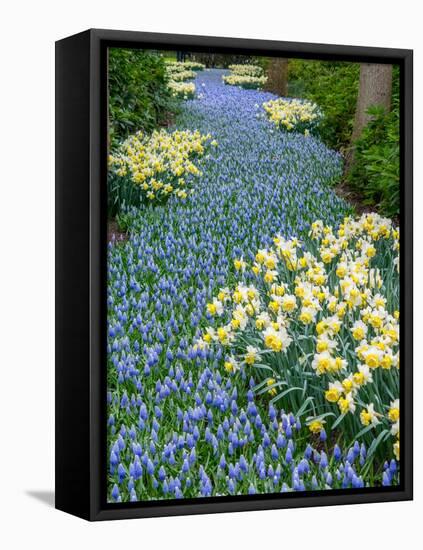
[107,70,398,503]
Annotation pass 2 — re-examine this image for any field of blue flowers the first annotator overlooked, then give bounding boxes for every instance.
[107,69,399,503]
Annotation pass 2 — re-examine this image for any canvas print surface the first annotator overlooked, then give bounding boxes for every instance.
[106,49,400,503]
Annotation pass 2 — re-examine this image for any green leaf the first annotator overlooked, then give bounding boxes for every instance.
[367,429,390,459]
[296,396,315,417]
[331,413,346,430]
[270,386,303,406]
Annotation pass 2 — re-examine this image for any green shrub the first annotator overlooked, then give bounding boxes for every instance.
[288,60,360,150]
[108,170,143,219]
[252,56,270,72]
[348,66,400,218]
[348,101,400,218]
[108,48,177,148]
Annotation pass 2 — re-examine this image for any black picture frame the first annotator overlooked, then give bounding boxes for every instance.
[55,28,413,521]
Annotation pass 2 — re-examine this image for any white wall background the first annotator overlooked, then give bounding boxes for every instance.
[0,0,420,547]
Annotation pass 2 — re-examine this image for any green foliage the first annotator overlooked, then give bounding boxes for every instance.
[348,105,400,218]
[348,67,400,218]
[288,60,360,150]
[115,211,133,233]
[108,171,143,218]
[289,60,400,217]
[108,48,177,148]
[255,56,271,71]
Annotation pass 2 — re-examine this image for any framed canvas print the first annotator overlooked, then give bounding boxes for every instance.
[55,29,413,521]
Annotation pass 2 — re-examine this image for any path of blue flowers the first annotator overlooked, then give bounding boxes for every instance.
[107,70,357,502]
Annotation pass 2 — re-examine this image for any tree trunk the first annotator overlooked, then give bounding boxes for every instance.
[265,58,288,97]
[346,63,393,171]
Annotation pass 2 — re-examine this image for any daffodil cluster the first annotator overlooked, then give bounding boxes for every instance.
[109,129,216,203]
[263,98,322,135]
[165,62,204,98]
[168,81,196,99]
[166,61,205,72]
[198,213,399,461]
[228,64,264,77]
[223,67,267,90]
[183,61,205,71]
[168,69,197,82]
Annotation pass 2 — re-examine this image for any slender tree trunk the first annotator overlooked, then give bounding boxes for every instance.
[346,63,393,172]
[265,58,288,97]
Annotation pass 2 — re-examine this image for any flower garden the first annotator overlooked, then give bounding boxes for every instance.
[107,63,400,503]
